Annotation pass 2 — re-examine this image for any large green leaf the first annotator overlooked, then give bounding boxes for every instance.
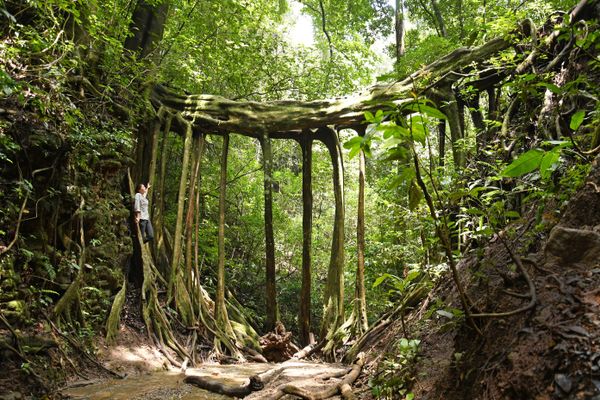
[343,136,363,149]
[570,110,585,131]
[408,116,427,144]
[539,148,560,180]
[372,273,399,288]
[348,145,361,159]
[381,136,403,150]
[378,123,410,139]
[501,149,544,177]
[402,102,447,120]
[383,146,409,162]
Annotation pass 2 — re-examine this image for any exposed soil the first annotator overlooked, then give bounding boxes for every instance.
[358,156,600,400]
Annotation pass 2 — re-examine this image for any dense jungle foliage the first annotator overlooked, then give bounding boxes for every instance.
[1,0,600,398]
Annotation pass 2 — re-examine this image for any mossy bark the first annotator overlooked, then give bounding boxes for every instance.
[153,115,172,277]
[215,134,242,357]
[318,127,345,355]
[151,34,512,136]
[299,135,313,346]
[105,277,127,344]
[169,119,193,316]
[186,134,205,312]
[53,197,86,327]
[261,133,278,332]
[354,146,369,335]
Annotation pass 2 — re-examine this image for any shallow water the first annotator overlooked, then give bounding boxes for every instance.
[63,361,346,399]
[62,363,273,399]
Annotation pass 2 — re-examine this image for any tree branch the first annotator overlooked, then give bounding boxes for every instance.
[318,0,334,60]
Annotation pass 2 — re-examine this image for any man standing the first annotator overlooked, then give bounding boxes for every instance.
[134,183,154,243]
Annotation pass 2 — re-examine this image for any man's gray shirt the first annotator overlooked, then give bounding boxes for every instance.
[134,193,149,220]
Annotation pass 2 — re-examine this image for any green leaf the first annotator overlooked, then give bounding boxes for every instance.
[373,273,393,288]
[383,146,409,162]
[399,167,416,185]
[381,136,403,150]
[404,269,421,282]
[504,210,521,218]
[408,116,427,144]
[539,148,560,180]
[501,149,544,177]
[408,180,422,210]
[363,144,372,158]
[464,207,484,216]
[379,123,410,139]
[343,136,363,149]
[541,140,570,147]
[348,145,361,159]
[570,110,585,130]
[536,82,562,94]
[403,102,447,120]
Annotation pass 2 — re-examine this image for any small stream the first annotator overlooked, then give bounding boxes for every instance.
[63,361,348,399]
[63,363,272,400]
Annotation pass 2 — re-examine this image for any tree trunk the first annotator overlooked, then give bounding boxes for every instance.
[299,135,313,346]
[395,0,406,60]
[185,135,205,308]
[318,127,345,345]
[154,115,172,277]
[124,0,169,60]
[464,93,486,149]
[169,119,193,305]
[438,119,446,167]
[216,134,233,337]
[354,143,368,335]
[261,133,278,332]
[147,109,164,257]
[431,0,447,37]
[429,83,465,168]
[147,111,163,195]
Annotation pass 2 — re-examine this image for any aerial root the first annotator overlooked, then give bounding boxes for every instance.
[267,353,365,400]
[471,239,537,319]
[185,353,366,400]
[105,277,127,344]
[46,317,125,379]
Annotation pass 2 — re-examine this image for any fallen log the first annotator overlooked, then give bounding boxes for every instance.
[184,365,285,397]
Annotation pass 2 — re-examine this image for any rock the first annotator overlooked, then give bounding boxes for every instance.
[0,392,23,400]
[554,373,572,393]
[545,226,600,265]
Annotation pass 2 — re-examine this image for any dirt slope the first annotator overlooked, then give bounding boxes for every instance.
[360,157,600,399]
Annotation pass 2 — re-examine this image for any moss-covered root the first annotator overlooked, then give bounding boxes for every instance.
[53,197,87,327]
[105,277,127,344]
